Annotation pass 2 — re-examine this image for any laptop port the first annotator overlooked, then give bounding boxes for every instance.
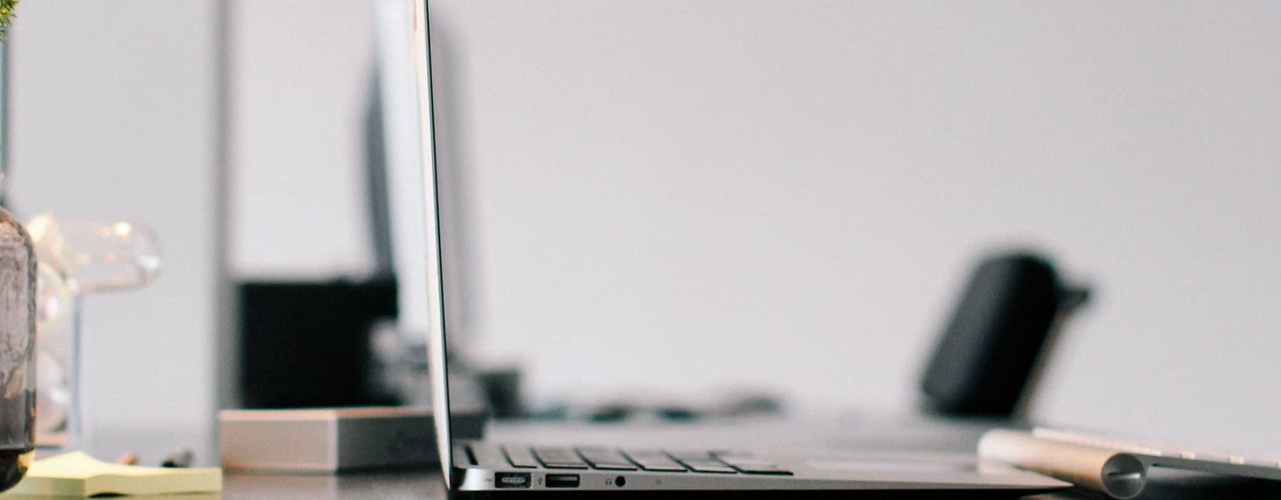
[545,474,581,488]
[495,472,531,489]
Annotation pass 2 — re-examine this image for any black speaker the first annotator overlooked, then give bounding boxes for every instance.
[239,278,399,408]
[920,251,1088,418]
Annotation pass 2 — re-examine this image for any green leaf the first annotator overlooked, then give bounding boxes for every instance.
[0,0,19,41]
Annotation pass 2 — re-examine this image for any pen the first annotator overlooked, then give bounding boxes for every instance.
[978,429,1147,499]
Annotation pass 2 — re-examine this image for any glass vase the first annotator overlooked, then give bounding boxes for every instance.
[26,214,161,452]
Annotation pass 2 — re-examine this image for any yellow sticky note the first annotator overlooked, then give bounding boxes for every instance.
[1,452,221,497]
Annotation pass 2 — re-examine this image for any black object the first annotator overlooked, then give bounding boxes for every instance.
[363,66,395,278]
[239,278,399,408]
[920,251,1089,418]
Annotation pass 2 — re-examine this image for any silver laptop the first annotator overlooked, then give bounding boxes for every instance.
[409,0,1068,494]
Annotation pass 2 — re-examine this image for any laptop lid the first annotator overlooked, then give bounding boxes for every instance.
[408,0,458,487]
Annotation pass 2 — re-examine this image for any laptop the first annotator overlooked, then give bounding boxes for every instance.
[408,0,1069,494]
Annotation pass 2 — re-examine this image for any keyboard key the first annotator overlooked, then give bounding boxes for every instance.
[623,450,687,472]
[668,450,714,461]
[715,452,793,475]
[715,452,773,466]
[469,445,508,468]
[577,447,638,471]
[733,464,794,475]
[502,446,539,468]
[680,459,738,474]
[534,447,589,469]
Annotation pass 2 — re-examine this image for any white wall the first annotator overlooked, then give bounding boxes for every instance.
[230,0,377,278]
[239,0,1281,456]
[9,0,377,445]
[8,0,220,440]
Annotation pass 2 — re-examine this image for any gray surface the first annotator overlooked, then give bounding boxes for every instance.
[224,470,445,500]
[215,418,1280,499]
[220,468,1281,500]
[74,418,1275,498]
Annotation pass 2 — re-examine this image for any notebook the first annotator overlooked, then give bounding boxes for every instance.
[408,0,1069,494]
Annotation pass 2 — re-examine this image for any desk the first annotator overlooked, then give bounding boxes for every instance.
[225,470,443,499]
[89,419,1281,499]
[219,468,1281,499]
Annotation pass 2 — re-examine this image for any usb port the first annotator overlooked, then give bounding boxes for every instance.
[545,474,580,488]
[495,472,531,489]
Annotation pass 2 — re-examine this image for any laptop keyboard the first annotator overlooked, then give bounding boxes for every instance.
[499,445,793,476]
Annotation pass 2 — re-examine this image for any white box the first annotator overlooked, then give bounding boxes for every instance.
[219,406,482,473]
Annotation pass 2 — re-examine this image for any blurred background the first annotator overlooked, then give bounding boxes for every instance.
[8,0,1281,457]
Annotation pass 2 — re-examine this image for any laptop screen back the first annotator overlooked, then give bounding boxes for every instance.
[409,0,457,486]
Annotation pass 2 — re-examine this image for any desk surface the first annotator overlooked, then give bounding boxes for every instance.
[86,417,1281,499]
[225,470,444,499]
[218,468,1281,500]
